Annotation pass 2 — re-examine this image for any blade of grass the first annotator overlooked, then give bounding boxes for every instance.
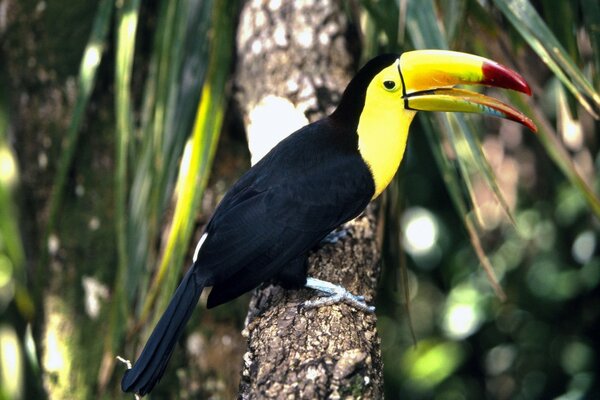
[124,0,182,301]
[408,0,516,225]
[101,0,141,388]
[509,91,600,218]
[493,0,600,118]
[39,0,113,302]
[407,0,506,297]
[420,114,506,299]
[581,0,600,88]
[435,113,514,230]
[138,0,238,326]
[159,0,214,208]
[384,178,417,344]
[0,75,24,274]
[358,2,388,62]
[405,0,448,50]
[440,0,467,44]
[0,68,35,320]
[464,214,506,300]
[135,0,213,292]
[114,0,141,301]
[360,0,400,48]
[45,0,113,234]
[126,0,212,304]
[539,0,578,59]
[398,0,408,46]
[104,0,216,387]
[454,114,517,226]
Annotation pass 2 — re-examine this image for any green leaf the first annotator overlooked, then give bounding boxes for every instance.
[406,0,515,223]
[493,0,600,118]
[106,0,142,379]
[360,0,401,49]
[139,0,239,327]
[114,0,141,300]
[35,0,113,311]
[439,0,467,44]
[449,114,517,227]
[405,0,448,50]
[0,71,25,276]
[125,0,213,304]
[43,0,113,264]
[420,114,506,299]
[581,0,600,88]
[405,0,509,296]
[508,90,600,218]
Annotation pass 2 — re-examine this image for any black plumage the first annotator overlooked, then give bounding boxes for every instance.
[121,48,536,395]
[120,55,397,396]
[203,118,375,307]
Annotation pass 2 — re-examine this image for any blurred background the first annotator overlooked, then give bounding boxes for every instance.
[0,0,598,398]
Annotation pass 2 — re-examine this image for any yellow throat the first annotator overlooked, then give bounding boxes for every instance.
[357,61,416,198]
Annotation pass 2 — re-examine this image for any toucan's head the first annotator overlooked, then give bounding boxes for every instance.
[333,50,536,197]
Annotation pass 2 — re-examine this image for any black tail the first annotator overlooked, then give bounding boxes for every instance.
[121,267,204,396]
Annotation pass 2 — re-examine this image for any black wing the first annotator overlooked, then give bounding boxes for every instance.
[193,119,375,307]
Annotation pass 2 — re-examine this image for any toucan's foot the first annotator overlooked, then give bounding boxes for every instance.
[302,277,375,313]
[319,228,349,246]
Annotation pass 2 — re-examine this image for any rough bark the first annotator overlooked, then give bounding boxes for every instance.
[235,0,359,122]
[234,0,385,398]
[239,207,384,399]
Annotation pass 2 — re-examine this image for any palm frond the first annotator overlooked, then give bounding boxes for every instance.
[493,0,600,117]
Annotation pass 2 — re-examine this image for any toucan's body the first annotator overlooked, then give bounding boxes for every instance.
[201,118,374,307]
[122,51,535,396]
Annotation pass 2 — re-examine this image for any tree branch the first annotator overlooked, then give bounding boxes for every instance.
[234,0,384,397]
[239,207,384,398]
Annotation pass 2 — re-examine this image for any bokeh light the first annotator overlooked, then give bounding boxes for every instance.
[442,283,485,340]
[402,207,439,255]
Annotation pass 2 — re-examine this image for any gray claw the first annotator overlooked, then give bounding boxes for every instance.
[302,277,375,314]
[320,229,349,245]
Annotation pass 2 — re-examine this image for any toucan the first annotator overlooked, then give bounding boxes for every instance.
[121,50,536,396]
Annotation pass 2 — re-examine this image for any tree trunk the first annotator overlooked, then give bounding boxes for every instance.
[234,1,385,398]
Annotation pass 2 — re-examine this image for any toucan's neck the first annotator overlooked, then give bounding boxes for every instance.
[330,54,400,129]
[356,100,415,198]
[329,79,369,129]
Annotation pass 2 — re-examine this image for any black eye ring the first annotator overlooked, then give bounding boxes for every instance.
[383,80,396,90]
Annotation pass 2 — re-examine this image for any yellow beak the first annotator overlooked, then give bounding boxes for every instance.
[400,50,536,132]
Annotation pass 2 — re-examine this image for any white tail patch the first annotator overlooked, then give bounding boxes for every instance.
[192,233,208,263]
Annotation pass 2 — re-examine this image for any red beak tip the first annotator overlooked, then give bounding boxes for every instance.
[482,61,532,96]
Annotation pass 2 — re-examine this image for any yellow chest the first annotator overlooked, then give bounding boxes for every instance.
[357,103,416,198]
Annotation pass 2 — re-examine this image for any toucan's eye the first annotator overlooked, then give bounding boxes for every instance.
[383,80,396,91]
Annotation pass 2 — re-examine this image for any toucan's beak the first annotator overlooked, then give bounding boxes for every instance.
[400,50,537,132]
